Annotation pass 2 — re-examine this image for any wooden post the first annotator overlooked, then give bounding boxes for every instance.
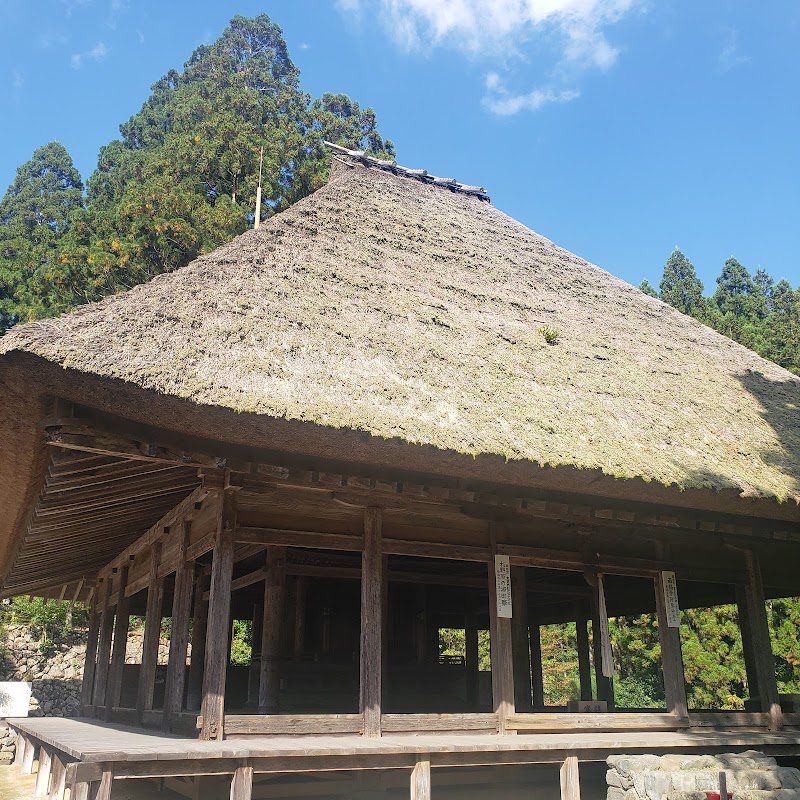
[529,607,545,708]
[48,754,66,800]
[414,585,427,665]
[360,506,383,737]
[95,769,113,800]
[92,574,116,711]
[560,756,581,800]
[590,587,614,708]
[743,549,782,730]
[574,602,592,702]
[21,736,35,774]
[164,521,194,728]
[199,486,238,740]
[230,765,254,800]
[511,566,532,711]
[105,561,132,719]
[13,733,26,768]
[465,611,479,709]
[489,525,515,733]
[735,584,761,702]
[137,540,164,722]
[187,570,209,711]
[35,745,52,797]
[293,576,307,659]
[247,603,263,707]
[654,572,688,719]
[410,755,432,800]
[80,588,102,715]
[259,546,287,713]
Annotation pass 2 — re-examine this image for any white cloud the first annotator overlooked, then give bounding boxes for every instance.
[60,0,93,17]
[39,31,69,49]
[483,72,579,114]
[718,28,750,73]
[108,0,129,30]
[70,41,109,69]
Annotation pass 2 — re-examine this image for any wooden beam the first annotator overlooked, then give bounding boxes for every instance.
[511,567,532,711]
[410,756,431,800]
[80,588,102,715]
[560,756,581,800]
[236,527,363,551]
[105,561,132,719]
[136,540,164,722]
[199,485,238,740]
[360,506,383,738]
[654,572,688,720]
[489,526,515,734]
[735,584,761,700]
[259,546,287,714]
[224,714,363,736]
[164,520,194,730]
[186,572,209,711]
[574,603,592,703]
[230,766,253,800]
[742,549,782,730]
[91,573,115,711]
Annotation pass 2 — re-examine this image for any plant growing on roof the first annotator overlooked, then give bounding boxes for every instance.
[538,325,561,344]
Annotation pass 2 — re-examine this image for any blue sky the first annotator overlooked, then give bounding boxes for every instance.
[1,0,798,291]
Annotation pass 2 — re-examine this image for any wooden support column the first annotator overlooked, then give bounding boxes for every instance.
[589,586,614,708]
[80,588,102,716]
[94,769,113,800]
[137,540,164,722]
[199,484,238,740]
[414,585,427,665]
[742,549,782,730]
[259,546,287,713]
[186,570,209,711]
[293,576,307,659]
[105,561,132,719]
[560,756,581,800]
[529,607,545,708]
[164,521,194,728]
[360,506,383,738]
[654,572,688,720]
[574,602,593,702]
[230,766,254,800]
[410,755,432,800]
[92,573,116,711]
[511,566,532,711]
[247,603,263,707]
[465,611,479,709]
[13,733,26,768]
[48,754,66,800]
[34,746,52,797]
[735,584,761,701]
[21,737,35,775]
[489,525,515,733]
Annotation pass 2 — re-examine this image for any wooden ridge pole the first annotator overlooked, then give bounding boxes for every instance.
[360,506,383,737]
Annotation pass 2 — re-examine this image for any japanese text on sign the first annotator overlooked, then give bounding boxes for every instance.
[495,555,512,618]
[661,571,681,628]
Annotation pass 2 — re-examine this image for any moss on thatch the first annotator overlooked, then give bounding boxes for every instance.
[1,160,799,503]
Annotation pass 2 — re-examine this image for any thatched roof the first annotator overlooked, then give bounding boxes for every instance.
[1,155,799,512]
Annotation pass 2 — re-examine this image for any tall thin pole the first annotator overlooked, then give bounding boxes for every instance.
[254,147,264,230]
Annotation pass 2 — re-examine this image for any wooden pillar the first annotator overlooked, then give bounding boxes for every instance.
[560,756,581,800]
[136,540,164,722]
[80,588,102,716]
[410,755,431,800]
[95,769,113,800]
[186,570,209,711]
[488,526,515,733]
[247,603,263,707]
[34,746,52,797]
[105,561,132,719]
[13,733,26,768]
[742,549,782,729]
[92,573,116,711]
[529,607,545,708]
[465,611,479,709]
[199,485,238,740]
[574,603,592,702]
[414,585,427,665]
[230,766,254,800]
[259,546,287,713]
[360,506,383,737]
[589,587,614,708]
[164,521,194,728]
[21,737,35,775]
[48,754,66,800]
[293,576,307,659]
[654,572,688,719]
[735,584,761,701]
[511,567,532,711]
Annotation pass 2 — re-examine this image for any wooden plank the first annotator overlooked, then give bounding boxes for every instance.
[410,756,431,800]
[230,766,253,800]
[511,567,532,711]
[136,540,164,722]
[360,507,383,738]
[80,591,101,715]
[199,486,238,740]
[104,562,132,719]
[224,714,363,736]
[507,713,689,731]
[381,714,499,732]
[259,546,287,713]
[560,755,581,800]
[164,520,194,729]
[186,572,209,711]
[687,711,769,727]
[654,572,688,720]
[489,526,515,734]
[92,574,115,710]
[35,745,52,797]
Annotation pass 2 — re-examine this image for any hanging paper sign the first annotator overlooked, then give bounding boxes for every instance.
[661,571,681,628]
[494,555,513,618]
[0,682,31,717]
[597,573,614,678]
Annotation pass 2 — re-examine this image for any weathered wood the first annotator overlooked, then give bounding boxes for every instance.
[560,755,581,800]
[187,571,209,711]
[34,745,52,797]
[590,587,614,708]
[293,576,307,659]
[410,756,431,800]
[381,714,499,732]
[230,766,253,800]
[48,753,66,800]
[574,603,592,702]
[104,562,132,719]
[95,769,113,800]
[136,540,164,721]
[13,733,26,768]
[465,612,479,708]
[735,584,761,701]
[247,603,263,707]
[164,520,194,728]
[237,527,363,551]
[511,566,532,711]
[80,589,102,715]
[529,607,545,708]
[258,546,287,713]
[506,713,690,732]
[654,572,688,719]
[92,575,115,710]
[360,506,383,738]
[224,714,363,736]
[20,736,35,774]
[489,528,515,734]
[743,549,783,730]
[199,486,238,740]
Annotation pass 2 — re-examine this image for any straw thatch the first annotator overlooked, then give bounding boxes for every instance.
[1,156,799,508]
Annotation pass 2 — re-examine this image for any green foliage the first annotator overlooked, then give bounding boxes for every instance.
[538,325,562,344]
[1,596,87,642]
[638,279,658,298]
[230,619,252,666]
[659,248,704,316]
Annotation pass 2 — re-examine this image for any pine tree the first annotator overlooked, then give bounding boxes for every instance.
[658,248,704,316]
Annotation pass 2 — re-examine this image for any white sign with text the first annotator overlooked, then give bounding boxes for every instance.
[495,555,513,618]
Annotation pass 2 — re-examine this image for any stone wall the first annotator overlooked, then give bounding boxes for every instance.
[607,752,800,800]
